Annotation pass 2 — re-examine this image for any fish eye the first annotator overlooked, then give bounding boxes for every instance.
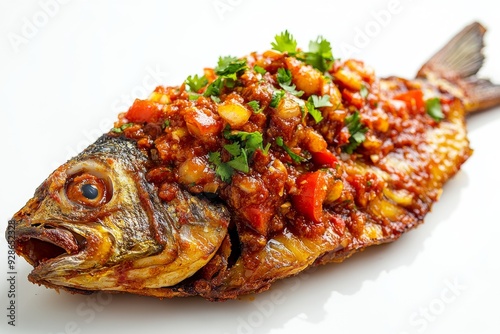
[65,173,111,207]
[81,184,99,200]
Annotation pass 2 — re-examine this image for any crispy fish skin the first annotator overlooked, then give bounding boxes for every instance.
[7,22,500,301]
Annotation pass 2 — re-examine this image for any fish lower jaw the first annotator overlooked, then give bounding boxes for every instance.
[15,224,86,269]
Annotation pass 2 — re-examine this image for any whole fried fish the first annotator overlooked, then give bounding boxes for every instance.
[8,22,500,300]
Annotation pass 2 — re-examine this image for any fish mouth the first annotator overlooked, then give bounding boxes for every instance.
[14,222,87,268]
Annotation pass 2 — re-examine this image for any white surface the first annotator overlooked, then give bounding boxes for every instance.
[1,1,500,333]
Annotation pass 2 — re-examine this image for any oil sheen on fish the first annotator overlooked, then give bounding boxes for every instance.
[7,22,500,300]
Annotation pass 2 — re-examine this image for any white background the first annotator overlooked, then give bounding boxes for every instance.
[1,0,500,333]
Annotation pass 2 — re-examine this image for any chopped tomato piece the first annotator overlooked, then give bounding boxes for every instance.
[292,171,328,223]
[311,150,338,168]
[243,205,273,235]
[393,90,425,112]
[125,99,163,123]
[341,89,364,109]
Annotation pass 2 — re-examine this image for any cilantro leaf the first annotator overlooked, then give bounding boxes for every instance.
[209,152,233,182]
[210,131,265,182]
[360,85,369,99]
[215,57,247,76]
[254,65,267,75]
[277,67,293,86]
[276,68,304,97]
[272,30,298,53]
[224,142,241,156]
[215,56,238,73]
[343,111,367,154]
[248,100,263,113]
[305,101,323,123]
[188,93,200,101]
[185,74,208,92]
[281,83,304,97]
[425,97,444,121]
[302,36,334,72]
[204,77,224,98]
[224,130,264,156]
[311,94,333,108]
[304,95,331,123]
[276,136,307,163]
[227,149,249,173]
[270,90,285,108]
[204,57,247,99]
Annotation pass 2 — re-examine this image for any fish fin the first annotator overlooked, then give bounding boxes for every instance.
[459,77,500,112]
[417,22,500,113]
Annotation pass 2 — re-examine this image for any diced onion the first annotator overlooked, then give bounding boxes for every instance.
[217,101,252,128]
[178,157,211,185]
[277,98,301,119]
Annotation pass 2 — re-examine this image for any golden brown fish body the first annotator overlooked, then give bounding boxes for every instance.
[7,22,500,300]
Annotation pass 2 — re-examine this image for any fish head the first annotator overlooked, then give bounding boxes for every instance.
[8,135,230,293]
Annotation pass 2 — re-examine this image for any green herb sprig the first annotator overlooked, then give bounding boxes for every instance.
[272,31,335,72]
[276,136,307,163]
[343,111,367,154]
[425,97,444,121]
[209,130,265,182]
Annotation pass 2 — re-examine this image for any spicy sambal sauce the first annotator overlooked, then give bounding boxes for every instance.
[110,32,458,258]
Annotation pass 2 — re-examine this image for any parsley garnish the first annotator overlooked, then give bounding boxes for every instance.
[276,68,304,97]
[305,94,332,123]
[343,111,367,154]
[270,90,285,108]
[185,74,208,93]
[162,119,170,129]
[224,130,264,156]
[360,85,369,99]
[248,100,263,113]
[303,36,335,72]
[210,130,265,182]
[276,136,307,163]
[271,32,335,72]
[311,94,332,108]
[271,30,298,53]
[226,146,249,173]
[276,68,292,85]
[204,77,224,99]
[425,97,444,121]
[209,152,233,182]
[215,56,237,72]
[111,123,133,133]
[215,57,247,77]
[254,65,267,75]
[204,57,248,99]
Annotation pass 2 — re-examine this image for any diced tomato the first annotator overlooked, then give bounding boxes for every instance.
[311,150,338,168]
[292,171,328,223]
[393,90,425,112]
[341,89,364,109]
[125,99,163,123]
[243,205,273,235]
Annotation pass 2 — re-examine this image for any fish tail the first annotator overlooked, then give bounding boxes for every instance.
[417,21,500,113]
